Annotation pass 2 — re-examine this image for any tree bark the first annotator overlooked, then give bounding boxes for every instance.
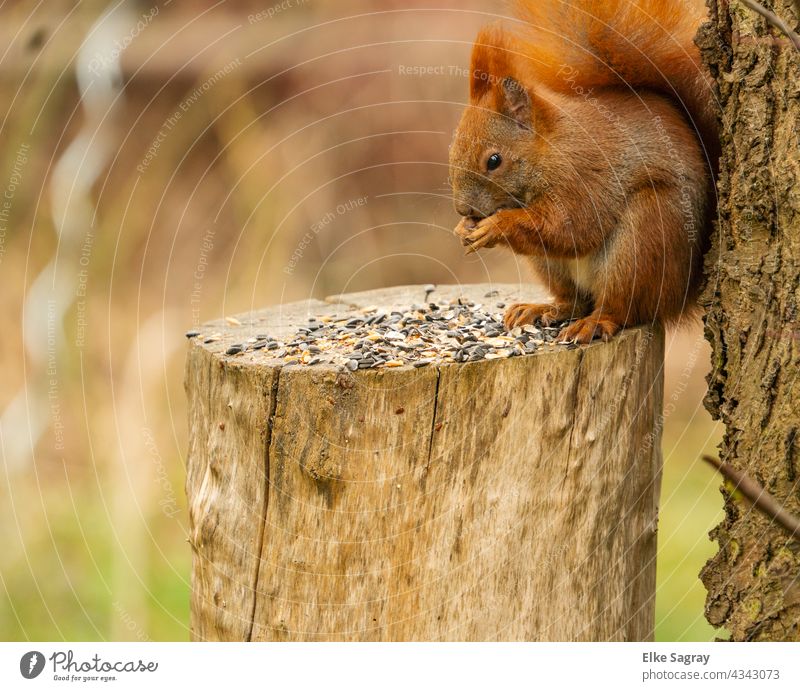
[185,284,665,641]
[699,0,800,641]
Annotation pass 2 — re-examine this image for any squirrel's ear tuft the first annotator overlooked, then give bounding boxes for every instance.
[470,23,511,102]
[500,77,532,127]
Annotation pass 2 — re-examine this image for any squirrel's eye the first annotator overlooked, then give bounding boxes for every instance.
[487,153,502,171]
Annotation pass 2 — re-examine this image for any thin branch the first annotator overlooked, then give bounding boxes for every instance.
[703,455,800,537]
[740,0,800,51]
[795,1,800,25]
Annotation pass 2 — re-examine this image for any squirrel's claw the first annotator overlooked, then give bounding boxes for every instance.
[504,303,562,330]
[558,316,621,345]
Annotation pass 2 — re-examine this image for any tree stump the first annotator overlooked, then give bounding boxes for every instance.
[185,284,664,641]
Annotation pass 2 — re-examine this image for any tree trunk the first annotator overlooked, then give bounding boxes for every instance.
[184,284,665,641]
[698,0,800,640]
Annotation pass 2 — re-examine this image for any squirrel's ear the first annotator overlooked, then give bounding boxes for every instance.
[470,23,511,102]
[499,77,532,127]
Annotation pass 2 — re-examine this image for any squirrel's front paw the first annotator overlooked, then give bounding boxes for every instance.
[454,216,478,243]
[456,215,504,254]
[504,303,563,330]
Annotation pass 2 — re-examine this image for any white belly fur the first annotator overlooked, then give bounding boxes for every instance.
[563,256,594,292]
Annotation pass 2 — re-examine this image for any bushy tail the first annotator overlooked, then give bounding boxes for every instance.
[508,0,717,163]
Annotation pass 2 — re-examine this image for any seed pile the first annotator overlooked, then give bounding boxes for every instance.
[189,293,575,371]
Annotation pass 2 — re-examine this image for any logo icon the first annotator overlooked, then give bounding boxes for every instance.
[20,651,45,679]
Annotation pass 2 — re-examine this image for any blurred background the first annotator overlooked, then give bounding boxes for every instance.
[0,0,723,641]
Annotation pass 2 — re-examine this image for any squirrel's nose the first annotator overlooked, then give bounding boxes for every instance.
[454,200,479,218]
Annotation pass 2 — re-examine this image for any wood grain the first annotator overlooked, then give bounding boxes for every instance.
[185,285,664,641]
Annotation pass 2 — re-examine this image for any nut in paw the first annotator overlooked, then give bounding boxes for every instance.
[454,216,478,243]
[455,215,504,254]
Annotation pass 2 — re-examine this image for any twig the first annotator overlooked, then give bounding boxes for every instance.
[740,0,800,51]
[795,1,800,24]
[703,455,800,537]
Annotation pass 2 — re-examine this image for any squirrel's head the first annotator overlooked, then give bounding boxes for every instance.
[449,76,536,219]
[449,25,544,220]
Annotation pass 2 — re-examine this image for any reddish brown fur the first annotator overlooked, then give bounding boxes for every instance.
[449,0,718,343]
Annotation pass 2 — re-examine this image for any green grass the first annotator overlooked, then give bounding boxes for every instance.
[0,472,191,642]
[654,421,724,641]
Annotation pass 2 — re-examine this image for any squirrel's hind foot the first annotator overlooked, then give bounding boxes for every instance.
[504,303,576,331]
[558,314,621,345]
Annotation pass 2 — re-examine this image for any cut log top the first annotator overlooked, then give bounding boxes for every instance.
[185,284,664,642]
[186,283,645,372]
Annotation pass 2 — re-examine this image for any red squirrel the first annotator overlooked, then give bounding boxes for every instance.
[449,0,719,343]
